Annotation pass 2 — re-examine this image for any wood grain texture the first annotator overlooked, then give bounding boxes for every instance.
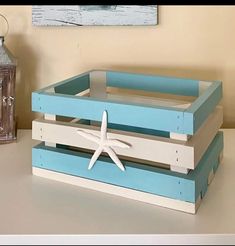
[32,5,158,26]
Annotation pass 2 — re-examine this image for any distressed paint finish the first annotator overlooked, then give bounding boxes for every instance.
[32,5,158,26]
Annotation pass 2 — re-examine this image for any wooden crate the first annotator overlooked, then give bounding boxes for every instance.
[31,70,223,213]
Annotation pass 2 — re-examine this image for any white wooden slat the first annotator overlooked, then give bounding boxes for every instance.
[90,71,107,99]
[76,88,90,97]
[199,81,212,95]
[32,167,197,214]
[170,166,189,174]
[172,103,192,109]
[32,106,223,170]
[44,114,56,147]
[44,114,56,121]
[170,132,191,141]
[32,6,158,26]
[32,119,194,169]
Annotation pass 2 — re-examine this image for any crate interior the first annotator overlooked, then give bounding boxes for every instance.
[44,70,213,110]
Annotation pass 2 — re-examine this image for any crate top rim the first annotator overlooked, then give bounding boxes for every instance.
[34,69,222,103]
[35,69,222,92]
[32,70,222,135]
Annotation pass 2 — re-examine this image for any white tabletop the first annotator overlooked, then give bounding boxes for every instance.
[0,129,235,245]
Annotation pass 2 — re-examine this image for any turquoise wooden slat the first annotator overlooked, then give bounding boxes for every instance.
[107,71,199,96]
[182,112,194,134]
[32,70,222,135]
[185,81,222,133]
[32,145,195,202]
[32,92,186,133]
[54,74,90,95]
[35,71,90,93]
[32,131,223,203]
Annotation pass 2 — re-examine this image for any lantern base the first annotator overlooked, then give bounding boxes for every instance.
[0,122,17,144]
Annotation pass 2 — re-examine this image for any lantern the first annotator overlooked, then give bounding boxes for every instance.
[0,14,16,143]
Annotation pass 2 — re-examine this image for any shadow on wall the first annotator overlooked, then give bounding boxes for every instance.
[6,34,38,130]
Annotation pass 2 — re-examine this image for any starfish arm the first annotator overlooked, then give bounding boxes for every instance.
[77,130,100,144]
[105,139,131,149]
[101,111,108,141]
[104,146,125,172]
[88,146,103,170]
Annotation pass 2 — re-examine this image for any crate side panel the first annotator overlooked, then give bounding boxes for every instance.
[188,131,224,199]
[34,71,91,93]
[32,93,186,133]
[33,167,197,214]
[32,143,195,202]
[186,81,222,133]
[54,74,90,95]
[192,106,223,166]
[107,71,199,96]
[32,131,223,203]
[32,119,194,168]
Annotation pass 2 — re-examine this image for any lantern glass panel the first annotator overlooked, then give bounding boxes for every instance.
[0,36,16,143]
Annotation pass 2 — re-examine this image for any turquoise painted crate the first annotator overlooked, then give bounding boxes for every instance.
[31,70,223,213]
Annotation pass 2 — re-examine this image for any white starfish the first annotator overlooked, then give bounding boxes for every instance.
[77,111,131,171]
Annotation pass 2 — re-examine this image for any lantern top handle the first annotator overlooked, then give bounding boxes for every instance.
[0,13,9,39]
